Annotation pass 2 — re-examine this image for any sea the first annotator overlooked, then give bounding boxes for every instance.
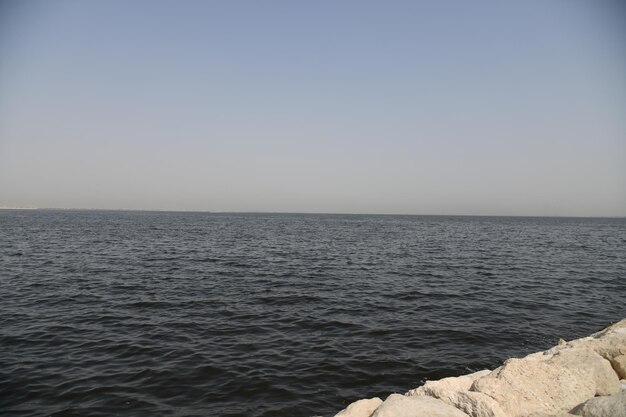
[1,210,625,417]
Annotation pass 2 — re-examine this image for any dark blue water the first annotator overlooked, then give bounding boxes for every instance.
[1,210,625,417]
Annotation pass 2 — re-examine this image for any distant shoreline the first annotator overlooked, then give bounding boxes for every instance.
[0,206,38,210]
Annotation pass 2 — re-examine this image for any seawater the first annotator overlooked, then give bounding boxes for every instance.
[1,210,625,417]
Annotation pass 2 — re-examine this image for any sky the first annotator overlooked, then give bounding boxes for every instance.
[0,1,625,216]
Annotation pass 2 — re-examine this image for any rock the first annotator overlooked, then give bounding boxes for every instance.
[570,390,626,417]
[470,350,606,417]
[550,347,621,396]
[406,370,491,396]
[406,369,505,417]
[371,393,470,417]
[469,346,620,417]
[331,319,626,417]
[611,354,626,379]
[411,386,508,417]
[525,413,576,417]
[334,397,383,417]
[557,320,626,362]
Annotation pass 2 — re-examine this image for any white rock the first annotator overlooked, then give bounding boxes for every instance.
[470,344,620,417]
[470,355,595,416]
[570,390,626,417]
[334,397,383,417]
[550,347,621,396]
[371,393,470,417]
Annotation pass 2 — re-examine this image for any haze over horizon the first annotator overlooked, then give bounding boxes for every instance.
[1,1,625,217]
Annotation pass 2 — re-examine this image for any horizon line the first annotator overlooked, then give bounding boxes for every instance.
[1,206,624,219]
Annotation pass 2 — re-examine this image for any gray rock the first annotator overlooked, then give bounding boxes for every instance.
[570,390,626,417]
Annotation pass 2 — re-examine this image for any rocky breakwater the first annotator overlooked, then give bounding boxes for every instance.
[334,318,626,417]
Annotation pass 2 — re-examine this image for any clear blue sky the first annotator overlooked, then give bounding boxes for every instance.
[1,1,625,215]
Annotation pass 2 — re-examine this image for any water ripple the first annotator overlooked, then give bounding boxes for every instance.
[0,211,625,417]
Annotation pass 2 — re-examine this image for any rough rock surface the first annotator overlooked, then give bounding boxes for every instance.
[611,354,626,379]
[570,390,626,417]
[525,413,576,417]
[406,370,504,417]
[410,386,507,417]
[371,394,470,417]
[549,347,621,396]
[470,355,595,416]
[334,397,383,417]
[406,370,491,396]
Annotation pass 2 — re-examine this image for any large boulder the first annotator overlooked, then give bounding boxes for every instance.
[467,321,626,417]
[570,390,626,417]
[334,397,383,417]
[550,347,621,396]
[470,356,589,416]
[406,369,504,417]
[371,393,470,417]
[410,386,508,417]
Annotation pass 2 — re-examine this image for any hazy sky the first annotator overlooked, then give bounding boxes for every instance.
[1,1,625,216]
